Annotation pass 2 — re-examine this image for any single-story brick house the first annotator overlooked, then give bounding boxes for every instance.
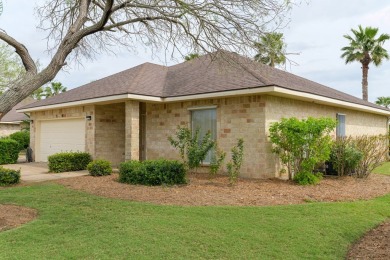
[0,98,33,137]
[18,51,390,178]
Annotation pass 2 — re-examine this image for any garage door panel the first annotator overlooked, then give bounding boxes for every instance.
[39,119,85,162]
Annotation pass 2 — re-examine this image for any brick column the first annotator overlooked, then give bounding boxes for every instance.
[125,101,140,161]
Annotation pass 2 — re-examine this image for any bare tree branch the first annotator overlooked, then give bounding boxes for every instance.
[0,32,37,75]
[0,0,292,118]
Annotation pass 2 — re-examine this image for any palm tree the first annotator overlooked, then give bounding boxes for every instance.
[254,32,286,67]
[44,81,67,98]
[375,96,390,109]
[31,87,44,100]
[341,25,390,101]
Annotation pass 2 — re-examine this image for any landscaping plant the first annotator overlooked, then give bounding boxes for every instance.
[119,159,186,186]
[227,138,244,185]
[9,130,30,151]
[209,145,226,176]
[269,117,336,180]
[48,152,92,173]
[0,138,19,164]
[353,134,389,178]
[293,171,323,185]
[87,159,112,177]
[0,166,20,186]
[330,137,363,176]
[168,126,215,172]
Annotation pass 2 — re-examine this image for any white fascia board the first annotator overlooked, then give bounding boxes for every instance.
[17,86,390,116]
[0,121,21,125]
[17,94,162,113]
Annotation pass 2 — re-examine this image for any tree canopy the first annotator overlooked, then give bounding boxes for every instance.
[341,25,390,101]
[0,0,292,119]
[0,43,24,94]
[254,32,287,67]
[375,96,390,109]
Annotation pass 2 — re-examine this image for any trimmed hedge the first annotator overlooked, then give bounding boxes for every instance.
[87,159,112,176]
[9,130,30,151]
[0,167,20,186]
[0,139,20,165]
[119,159,186,186]
[48,152,92,173]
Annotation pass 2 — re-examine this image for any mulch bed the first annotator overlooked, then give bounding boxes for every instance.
[347,220,390,260]
[0,204,37,232]
[55,173,390,206]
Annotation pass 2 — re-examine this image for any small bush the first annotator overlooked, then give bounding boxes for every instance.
[209,146,226,176]
[119,159,186,186]
[227,138,244,185]
[168,126,215,171]
[87,159,112,176]
[0,167,20,186]
[9,130,30,151]
[293,171,323,185]
[330,138,363,176]
[353,135,389,178]
[48,152,92,173]
[0,139,20,165]
[269,117,336,180]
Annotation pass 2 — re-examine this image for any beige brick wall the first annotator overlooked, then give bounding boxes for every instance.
[0,124,20,137]
[95,103,125,165]
[145,95,267,178]
[30,106,95,161]
[264,95,389,177]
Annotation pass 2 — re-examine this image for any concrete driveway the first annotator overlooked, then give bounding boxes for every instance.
[2,162,88,182]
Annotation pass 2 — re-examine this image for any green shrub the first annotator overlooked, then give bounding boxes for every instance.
[119,159,186,186]
[0,167,20,186]
[330,138,363,176]
[48,152,92,173]
[227,138,244,185]
[0,138,20,164]
[293,171,323,185]
[87,159,112,176]
[353,135,389,178]
[168,126,215,171]
[9,130,30,151]
[209,145,226,176]
[269,117,336,180]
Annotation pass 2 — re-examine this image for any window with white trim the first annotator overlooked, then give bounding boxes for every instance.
[336,113,346,137]
[191,108,217,163]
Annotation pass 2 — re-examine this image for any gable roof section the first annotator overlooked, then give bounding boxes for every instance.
[20,51,389,114]
[1,98,34,123]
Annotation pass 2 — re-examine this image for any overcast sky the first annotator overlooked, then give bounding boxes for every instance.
[0,0,389,102]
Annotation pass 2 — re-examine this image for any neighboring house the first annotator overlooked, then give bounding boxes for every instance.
[0,98,33,137]
[18,51,390,178]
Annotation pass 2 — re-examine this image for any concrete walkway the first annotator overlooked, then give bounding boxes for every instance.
[2,162,88,182]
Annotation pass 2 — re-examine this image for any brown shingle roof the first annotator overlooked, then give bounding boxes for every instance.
[1,98,34,123]
[20,51,389,112]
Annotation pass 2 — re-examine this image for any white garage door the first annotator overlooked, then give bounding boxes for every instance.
[39,119,86,162]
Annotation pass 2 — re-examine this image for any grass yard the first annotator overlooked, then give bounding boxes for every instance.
[0,184,389,259]
[373,162,390,176]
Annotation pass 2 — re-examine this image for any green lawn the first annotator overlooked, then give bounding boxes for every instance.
[373,162,390,176]
[0,184,389,259]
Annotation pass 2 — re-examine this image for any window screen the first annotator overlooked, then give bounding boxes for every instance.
[336,114,346,137]
[191,109,216,163]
